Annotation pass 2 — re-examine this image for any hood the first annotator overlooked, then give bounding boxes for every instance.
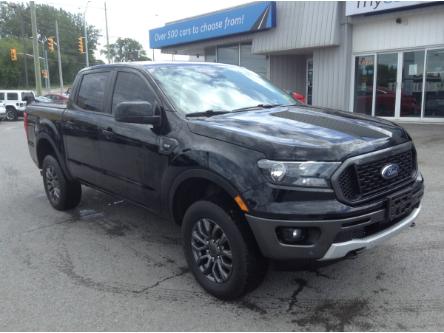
[187,106,411,161]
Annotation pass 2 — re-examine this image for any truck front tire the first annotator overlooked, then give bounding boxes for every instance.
[42,155,82,210]
[182,200,267,300]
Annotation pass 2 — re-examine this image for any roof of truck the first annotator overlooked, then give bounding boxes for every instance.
[82,61,236,72]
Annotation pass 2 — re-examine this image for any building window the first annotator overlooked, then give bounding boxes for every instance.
[375,53,398,117]
[206,43,267,77]
[240,43,267,77]
[306,58,313,105]
[205,47,216,62]
[217,44,239,66]
[353,55,374,115]
[400,51,424,117]
[424,48,444,118]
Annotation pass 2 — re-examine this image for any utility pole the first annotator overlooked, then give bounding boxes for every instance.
[20,19,29,87]
[55,20,64,94]
[43,45,50,90]
[30,1,42,96]
[83,1,90,67]
[104,1,111,64]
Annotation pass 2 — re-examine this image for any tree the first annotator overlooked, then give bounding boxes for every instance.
[0,38,24,88]
[0,2,101,88]
[102,38,150,63]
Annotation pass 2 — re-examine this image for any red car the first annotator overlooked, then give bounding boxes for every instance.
[44,93,69,104]
[291,91,306,104]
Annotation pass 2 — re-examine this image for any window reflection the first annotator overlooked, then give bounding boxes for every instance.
[375,53,397,117]
[400,51,424,117]
[146,64,295,114]
[354,55,374,115]
[425,49,444,118]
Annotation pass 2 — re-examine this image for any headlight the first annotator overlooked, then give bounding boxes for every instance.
[257,159,341,188]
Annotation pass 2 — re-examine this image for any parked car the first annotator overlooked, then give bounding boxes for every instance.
[25,62,424,299]
[44,93,69,104]
[0,90,34,120]
[291,91,306,104]
[0,102,6,121]
[35,96,53,103]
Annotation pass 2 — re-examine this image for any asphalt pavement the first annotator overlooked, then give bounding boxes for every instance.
[0,120,443,331]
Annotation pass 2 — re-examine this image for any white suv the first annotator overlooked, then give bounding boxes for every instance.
[0,90,34,121]
[0,102,6,121]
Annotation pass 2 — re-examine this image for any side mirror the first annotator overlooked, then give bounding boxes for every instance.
[114,101,161,126]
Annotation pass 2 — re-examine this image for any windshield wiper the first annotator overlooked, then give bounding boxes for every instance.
[231,104,282,112]
[185,110,229,118]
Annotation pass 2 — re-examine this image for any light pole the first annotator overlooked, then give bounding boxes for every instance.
[30,1,42,96]
[151,13,160,62]
[83,0,91,67]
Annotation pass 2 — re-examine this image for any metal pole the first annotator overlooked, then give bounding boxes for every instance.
[55,20,64,94]
[104,1,111,64]
[43,47,50,90]
[152,49,155,61]
[30,1,42,96]
[20,18,29,87]
[83,2,90,67]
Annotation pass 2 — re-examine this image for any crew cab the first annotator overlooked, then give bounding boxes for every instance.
[25,62,424,299]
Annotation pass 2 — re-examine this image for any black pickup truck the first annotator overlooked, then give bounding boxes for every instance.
[25,62,424,299]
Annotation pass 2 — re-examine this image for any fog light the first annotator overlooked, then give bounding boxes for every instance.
[277,227,306,244]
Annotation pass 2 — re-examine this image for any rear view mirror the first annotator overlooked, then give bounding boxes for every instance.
[114,101,161,126]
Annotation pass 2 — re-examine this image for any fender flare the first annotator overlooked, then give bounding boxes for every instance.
[36,133,73,180]
[166,168,240,221]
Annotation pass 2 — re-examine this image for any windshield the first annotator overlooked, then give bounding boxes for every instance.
[145,64,297,114]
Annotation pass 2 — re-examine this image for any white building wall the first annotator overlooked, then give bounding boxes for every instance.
[352,4,444,53]
[311,2,352,111]
[269,55,308,93]
[252,1,340,54]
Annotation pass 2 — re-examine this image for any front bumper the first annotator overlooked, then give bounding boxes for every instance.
[245,182,423,260]
[319,205,420,260]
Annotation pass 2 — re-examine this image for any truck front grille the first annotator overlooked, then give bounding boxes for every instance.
[336,148,416,203]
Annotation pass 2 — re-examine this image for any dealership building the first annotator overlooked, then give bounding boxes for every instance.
[149,1,444,122]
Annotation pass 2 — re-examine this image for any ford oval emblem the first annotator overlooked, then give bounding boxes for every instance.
[381,163,400,180]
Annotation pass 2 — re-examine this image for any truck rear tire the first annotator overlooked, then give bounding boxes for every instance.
[42,155,82,211]
[6,107,17,121]
[182,200,267,300]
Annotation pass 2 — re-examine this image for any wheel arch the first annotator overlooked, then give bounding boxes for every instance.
[36,134,73,180]
[167,169,243,225]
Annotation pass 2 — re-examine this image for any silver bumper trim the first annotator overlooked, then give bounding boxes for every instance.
[319,205,421,261]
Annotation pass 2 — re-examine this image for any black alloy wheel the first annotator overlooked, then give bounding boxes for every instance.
[191,218,233,283]
[182,200,267,300]
[42,155,82,210]
[45,165,62,204]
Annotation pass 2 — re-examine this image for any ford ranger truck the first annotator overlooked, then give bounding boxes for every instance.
[25,62,424,299]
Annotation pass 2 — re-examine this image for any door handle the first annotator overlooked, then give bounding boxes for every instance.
[101,128,114,139]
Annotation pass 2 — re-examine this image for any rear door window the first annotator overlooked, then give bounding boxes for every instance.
[0,93,4,101]
[76,72,110,112]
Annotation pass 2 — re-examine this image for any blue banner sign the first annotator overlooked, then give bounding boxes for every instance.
[149,1,276,49]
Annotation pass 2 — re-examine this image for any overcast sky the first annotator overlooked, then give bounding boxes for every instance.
[27,0,250,61]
